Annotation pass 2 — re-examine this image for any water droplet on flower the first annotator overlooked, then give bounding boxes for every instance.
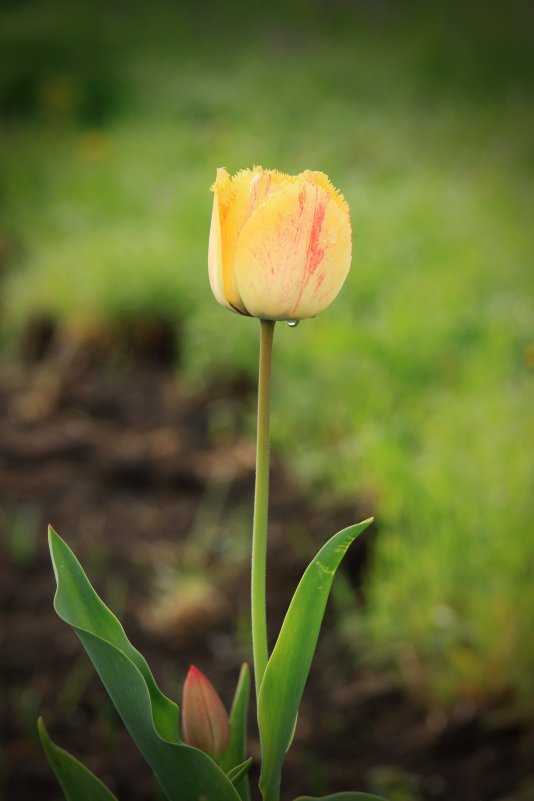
[287,320,299,328]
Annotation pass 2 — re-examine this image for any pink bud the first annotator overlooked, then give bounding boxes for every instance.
[181,665,231,758]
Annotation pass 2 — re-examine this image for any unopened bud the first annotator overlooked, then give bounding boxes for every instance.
[181,665,230,758]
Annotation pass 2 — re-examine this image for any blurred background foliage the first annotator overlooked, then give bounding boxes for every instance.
[1,0,533,711]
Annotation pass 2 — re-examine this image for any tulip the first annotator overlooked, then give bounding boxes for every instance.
[209,166,352,321]
[181,665,231,759]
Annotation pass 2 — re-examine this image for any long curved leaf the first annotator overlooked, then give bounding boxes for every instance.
[48,527,240,801]
[258,519,373,801]
[49,526,178,742]
[38,718,119,801]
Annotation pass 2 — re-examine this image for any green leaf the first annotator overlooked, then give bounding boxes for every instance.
[38,718,119,801]
[293,794,387,800]
[220,662,251,801]
[258,519,374,801]
[49,526,179,743]
[227,758,253,785]
[48,527,241,801]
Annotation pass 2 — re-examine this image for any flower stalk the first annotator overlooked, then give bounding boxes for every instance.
[251,318,275,698]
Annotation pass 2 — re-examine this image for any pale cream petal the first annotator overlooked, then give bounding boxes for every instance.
[208,186,232,310]
[232,180,352,320]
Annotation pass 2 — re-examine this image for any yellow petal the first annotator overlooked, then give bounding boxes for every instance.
[297,169,350,215]
[214,167,286,312]
[232,178,352,320]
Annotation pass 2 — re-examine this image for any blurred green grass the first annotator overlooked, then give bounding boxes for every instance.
[1,0,533,709]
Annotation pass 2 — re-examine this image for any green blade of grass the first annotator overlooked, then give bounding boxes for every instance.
[221,662,251,801]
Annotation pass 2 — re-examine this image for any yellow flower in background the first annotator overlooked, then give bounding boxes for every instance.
[209,166,352,321]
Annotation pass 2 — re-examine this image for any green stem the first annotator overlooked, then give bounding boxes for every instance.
[251,318,275,700]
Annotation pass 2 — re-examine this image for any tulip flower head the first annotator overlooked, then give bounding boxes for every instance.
[181,665,231,759]
[209,166,352,321]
